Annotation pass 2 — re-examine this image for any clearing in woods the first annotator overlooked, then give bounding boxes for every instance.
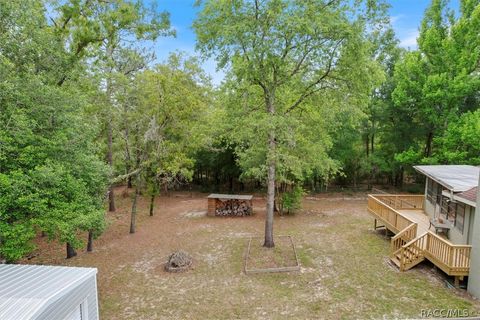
[24,187,480,319]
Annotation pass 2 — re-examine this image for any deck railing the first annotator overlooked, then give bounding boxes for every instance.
[391,223,417,256]
[367,195,416,234]
[399,233,426,271]
[373,194,424,210]
[367,194,471,276]
[423,232,471,276]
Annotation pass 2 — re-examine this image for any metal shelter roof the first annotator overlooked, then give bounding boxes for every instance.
[0,264,97,320]
[207,194,253,200]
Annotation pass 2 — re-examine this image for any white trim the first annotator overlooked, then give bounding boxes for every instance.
[94,274,99,320]
[81,298,88,320]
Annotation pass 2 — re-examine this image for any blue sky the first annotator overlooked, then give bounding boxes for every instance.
[150,0,460,85]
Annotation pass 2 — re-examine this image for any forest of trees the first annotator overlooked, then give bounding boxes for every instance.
[0,0,479,259]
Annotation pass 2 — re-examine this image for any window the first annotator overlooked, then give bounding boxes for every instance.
[440,197,456,223]
[446,199,457,223]
[455,203,465,233]
[426,179,435,204]
[426,179,443,205]
[436,183,443,205]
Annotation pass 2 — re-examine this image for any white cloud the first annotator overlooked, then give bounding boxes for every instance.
[390,14,405,25]
[399,29,419,49]
[201,58,225,86]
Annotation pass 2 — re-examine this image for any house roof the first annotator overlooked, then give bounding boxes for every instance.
[0,264,97,319]
[414,165,479,192]
[456,187,477,208]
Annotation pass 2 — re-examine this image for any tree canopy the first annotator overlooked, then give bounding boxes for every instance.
[0,0,479,261]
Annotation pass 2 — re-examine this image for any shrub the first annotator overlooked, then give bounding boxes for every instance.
[280,185,305,215]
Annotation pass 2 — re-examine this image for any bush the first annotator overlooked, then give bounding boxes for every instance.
[280,185,305,215]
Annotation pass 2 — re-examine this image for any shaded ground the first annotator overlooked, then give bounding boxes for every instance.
[25,188,480,319]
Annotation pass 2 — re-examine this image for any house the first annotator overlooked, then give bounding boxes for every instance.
[367,165,479,289]
[415,165,478,245]
[0,264,99,320]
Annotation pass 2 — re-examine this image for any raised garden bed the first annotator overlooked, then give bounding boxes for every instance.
[244,235,300,274]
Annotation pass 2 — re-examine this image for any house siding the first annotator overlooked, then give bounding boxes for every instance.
[448,205,471,245]
[468,207,475,245]
[467,176,480,298]
[424,177,476,245]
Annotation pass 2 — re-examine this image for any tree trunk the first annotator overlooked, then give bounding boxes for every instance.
[424,131,433,157]
[264,92,276,248]
[127,171,133,189]
[106,41,116,211]
[66,242,77,259]
[370,132,374,154]
[130,183,140,234]
[107,121,115,212]
[264,140,276,248]
[365,135,369,157]
[124,112,133,189]
[87,230,93,252]
[149,194,155,216]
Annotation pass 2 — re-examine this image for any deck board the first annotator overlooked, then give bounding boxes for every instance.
[397,209,430,236]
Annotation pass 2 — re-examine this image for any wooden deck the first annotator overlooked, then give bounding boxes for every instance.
[397,209,430,235]
[367,194,471,279]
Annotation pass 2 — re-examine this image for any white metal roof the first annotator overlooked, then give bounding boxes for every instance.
[0,264,97,320]
[414,165,479,192]
[207,193,253,200]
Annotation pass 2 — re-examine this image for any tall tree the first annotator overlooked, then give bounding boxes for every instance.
[391,0,480,173]
[194,0,386,247]
[49,0,174,212]
[0,0,109,260]
[120,53,211,233]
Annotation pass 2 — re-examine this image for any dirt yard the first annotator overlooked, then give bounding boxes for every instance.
[25,188,480,319]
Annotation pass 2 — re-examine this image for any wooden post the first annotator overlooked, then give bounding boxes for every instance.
[454,276,460,288]
[399,247,404,272]
[207,198,216,216]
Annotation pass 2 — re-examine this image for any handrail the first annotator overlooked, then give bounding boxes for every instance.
[399,232,428,271]
[371,194,424,210]
[403,231,428,249]
[368,195,417,233]
[391,223,418,256]
[426,230,472,249]
[406,231,471,273]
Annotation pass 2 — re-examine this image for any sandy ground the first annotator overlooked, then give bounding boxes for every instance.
[24,187,480,319]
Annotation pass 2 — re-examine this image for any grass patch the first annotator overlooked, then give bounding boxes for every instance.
[245,236,299,273]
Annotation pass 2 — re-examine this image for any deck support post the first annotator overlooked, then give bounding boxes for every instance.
[454,276,460,288]
[373,219,385,231]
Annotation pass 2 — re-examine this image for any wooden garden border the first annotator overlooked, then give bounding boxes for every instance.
[244,235,300,274]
